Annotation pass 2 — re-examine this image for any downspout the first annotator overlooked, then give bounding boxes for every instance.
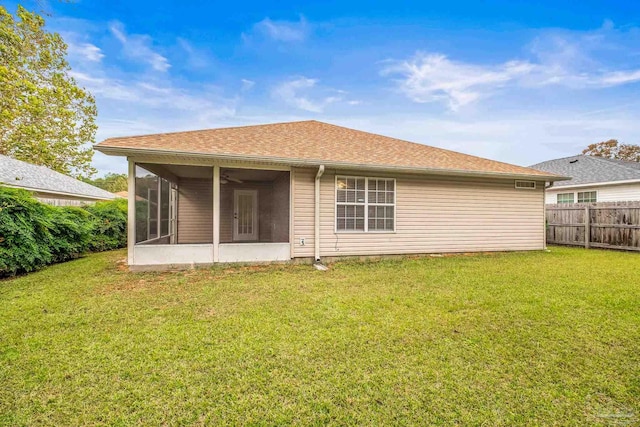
[543,181,554,250]
[314,165,325,262]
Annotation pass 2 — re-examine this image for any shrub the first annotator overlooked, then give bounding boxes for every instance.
[85,198,128,252]
[47,206,93,263]
[0,186,127,277]
[0,187,54,275]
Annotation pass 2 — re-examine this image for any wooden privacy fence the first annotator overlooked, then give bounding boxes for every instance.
[546,201,640,251]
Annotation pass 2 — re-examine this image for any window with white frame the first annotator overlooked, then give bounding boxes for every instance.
[336,176,395,232]
[557,193,574,204]
[577,191,597,203]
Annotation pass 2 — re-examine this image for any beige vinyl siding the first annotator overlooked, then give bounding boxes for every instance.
[177,178,213,244]
[292,168,315,257]
[292,167,545,258]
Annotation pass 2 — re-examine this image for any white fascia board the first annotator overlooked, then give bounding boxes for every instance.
[1,183,115,200]
[549,179,640,190]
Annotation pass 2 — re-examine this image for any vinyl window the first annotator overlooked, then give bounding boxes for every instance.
[557,193,575,204]
[577,191,597,203]
[336,176,395,232]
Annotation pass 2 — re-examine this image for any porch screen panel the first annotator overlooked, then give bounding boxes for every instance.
[135,166,157,243]
[134,166,173,244]
[160,179,170,236]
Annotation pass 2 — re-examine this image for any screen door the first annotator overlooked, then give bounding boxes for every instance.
[233,189,258,241]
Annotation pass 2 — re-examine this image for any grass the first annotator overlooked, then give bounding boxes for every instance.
[0,247,639,425]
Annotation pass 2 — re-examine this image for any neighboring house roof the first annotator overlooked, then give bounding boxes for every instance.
[114,190,128,198]
[0,155,116,200]
[96,120,566,181]
[530,155,640,188]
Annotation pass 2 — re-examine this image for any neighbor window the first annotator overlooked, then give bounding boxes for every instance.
[557,193,574,204]
[336,176,395,232]
[577,191,597,203]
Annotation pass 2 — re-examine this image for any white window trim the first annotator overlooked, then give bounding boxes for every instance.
[515,180,536,189]
[577,190,598,203]
[556,192,575,204]
[556,190,598,204]
[334,175,397,233]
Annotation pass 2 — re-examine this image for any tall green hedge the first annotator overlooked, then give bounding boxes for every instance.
[0,186,127,277]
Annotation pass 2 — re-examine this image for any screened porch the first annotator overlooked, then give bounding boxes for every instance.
[130,163,291,266]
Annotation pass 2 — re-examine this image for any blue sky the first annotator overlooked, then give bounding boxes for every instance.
[11,0,640,175]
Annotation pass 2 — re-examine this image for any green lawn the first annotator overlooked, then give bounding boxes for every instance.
[1,247,639,425]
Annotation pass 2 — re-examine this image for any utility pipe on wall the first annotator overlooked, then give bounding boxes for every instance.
[314,165,325,262]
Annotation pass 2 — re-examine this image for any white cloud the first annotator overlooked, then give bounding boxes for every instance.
[70,70,236,115]
[384,24,640,110]
[177,38,213,69]
[599,70,640,85]
[109,21,170,72]
[241,79,255,91]
[66,41,104,62]
[248,16,309,42]
[382,53,534,110]
[271,77,343,112]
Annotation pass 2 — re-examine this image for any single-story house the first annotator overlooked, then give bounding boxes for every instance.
[95,120,567,267]
[0,154,116,206]
[530,155,640,204]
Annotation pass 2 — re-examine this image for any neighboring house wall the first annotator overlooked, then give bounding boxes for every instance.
[546,183,640,204]
[177,178,213,244]
[292,167,545,258]
[34,194,97,206]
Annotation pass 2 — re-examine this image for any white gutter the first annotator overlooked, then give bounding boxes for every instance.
[0,183,115,200]
[314,165,325,262]
[95,146,569,182]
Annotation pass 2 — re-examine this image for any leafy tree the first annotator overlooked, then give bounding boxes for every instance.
[582,139,640,162]
[0,5,97,178]
[82,173,128,193]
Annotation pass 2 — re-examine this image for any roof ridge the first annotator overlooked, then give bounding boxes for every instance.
[587,155,640,172]
[101,120,320,142]
[530,154,586,167]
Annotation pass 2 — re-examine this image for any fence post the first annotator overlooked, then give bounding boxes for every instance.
[584,205,590,249]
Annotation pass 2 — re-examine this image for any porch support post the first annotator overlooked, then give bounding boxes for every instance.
[127,159,135,265]
[213,165,220,262]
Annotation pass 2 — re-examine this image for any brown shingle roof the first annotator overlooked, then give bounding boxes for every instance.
[96,120,564,179]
